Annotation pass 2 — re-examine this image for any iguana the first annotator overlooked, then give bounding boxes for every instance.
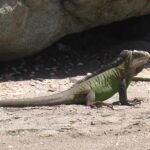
[0,50,149,107]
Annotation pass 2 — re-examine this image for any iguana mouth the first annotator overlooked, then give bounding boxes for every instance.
[132,51,150,68]
[133,57,149,67]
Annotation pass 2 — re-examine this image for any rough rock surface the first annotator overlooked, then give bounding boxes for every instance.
[0,0,150,60]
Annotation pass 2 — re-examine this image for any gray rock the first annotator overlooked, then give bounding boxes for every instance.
[0,0,149,60]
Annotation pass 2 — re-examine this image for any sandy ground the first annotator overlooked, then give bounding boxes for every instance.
[0,81,149,150]
[0,15,150,150]
[0,68,149,150]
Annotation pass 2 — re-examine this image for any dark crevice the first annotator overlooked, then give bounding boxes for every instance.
[0,14,149,81]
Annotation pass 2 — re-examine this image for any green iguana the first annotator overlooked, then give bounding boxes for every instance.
[0,50,149,107]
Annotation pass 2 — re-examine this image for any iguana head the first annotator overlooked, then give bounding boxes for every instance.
[121,50,150,75]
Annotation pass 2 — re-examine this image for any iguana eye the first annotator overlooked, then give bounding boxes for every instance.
[133,53,140,58]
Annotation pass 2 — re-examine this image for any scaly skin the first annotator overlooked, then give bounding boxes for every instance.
[0,50,149,107]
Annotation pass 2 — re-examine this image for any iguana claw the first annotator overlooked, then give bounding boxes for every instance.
[90,102,114,110]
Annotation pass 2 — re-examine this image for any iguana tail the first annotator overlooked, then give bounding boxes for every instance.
[0,90,75,107]
[132,76,150,81]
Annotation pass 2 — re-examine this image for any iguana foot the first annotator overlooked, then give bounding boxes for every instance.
[128,98,143,105]
[122,99,142,106]
[90,102,114,110]
[113,98,142,106]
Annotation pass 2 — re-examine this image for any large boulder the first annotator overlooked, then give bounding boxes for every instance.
[0,0,150,60]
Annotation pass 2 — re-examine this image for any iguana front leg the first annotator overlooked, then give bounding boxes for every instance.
[119,79,129,105]
[119,79,141,106]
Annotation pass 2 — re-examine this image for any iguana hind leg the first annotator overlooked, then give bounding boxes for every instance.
[74,90,113,109]
[86,90,96,106]
[86,91,113,109]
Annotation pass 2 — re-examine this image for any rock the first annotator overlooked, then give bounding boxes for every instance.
[64,0,150,27]
[0,0,149,60]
